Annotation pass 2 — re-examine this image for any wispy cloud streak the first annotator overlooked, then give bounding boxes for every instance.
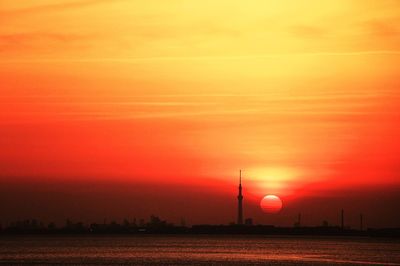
[1,0,119,17]
[2,50,400,63]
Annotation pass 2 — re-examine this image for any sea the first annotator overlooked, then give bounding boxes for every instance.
[0,235,399,265]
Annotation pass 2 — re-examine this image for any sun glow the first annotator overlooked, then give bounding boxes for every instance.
[248,167,301,196]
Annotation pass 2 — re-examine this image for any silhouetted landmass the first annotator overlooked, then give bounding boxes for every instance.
[1,216,399,238]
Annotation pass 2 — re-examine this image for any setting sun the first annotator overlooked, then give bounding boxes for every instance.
[260,195,283,214]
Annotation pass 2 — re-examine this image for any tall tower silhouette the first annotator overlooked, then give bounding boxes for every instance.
[237,170,243,225]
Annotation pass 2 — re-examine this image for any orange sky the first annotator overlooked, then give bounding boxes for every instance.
[1,1,400,226]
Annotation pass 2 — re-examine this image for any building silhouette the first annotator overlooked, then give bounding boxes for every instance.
[237,170,243,225]
[245,218,253,226]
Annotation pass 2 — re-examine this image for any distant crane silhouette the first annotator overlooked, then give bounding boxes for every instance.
[360,213,363,231]
[341,209,344,230]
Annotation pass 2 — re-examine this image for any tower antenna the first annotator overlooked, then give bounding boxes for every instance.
[237,169,243,225]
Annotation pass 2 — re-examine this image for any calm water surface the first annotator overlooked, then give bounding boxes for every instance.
[0,235,399,265]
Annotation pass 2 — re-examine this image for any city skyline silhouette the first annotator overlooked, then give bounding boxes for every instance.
[1,171,399,230]
[1,178,398,237]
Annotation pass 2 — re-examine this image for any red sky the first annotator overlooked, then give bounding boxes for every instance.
[1,0,400,228]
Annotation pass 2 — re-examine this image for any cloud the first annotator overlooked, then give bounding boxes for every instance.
[0,0,119,17]
[0,33,85,43]
[364,20,399,37]
[2,50,400,63]
[289,25,327,38]
[0,32,89,52]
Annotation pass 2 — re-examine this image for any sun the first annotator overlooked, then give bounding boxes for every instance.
[260,195,283,214]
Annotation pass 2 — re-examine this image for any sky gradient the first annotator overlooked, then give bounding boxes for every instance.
[1,0,400,227]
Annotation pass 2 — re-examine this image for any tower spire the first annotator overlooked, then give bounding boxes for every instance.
[237,169,243,225]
